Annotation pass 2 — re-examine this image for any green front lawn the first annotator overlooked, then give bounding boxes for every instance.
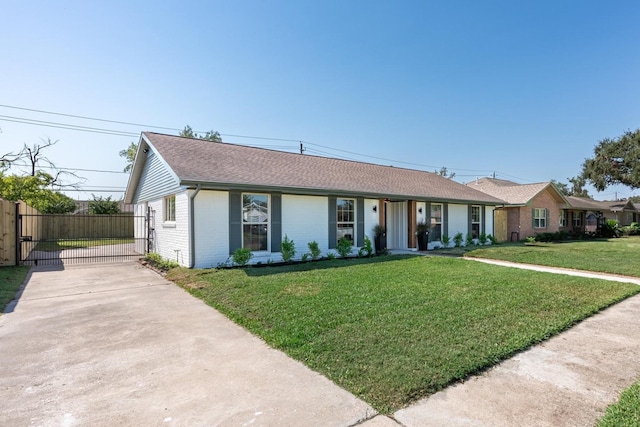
[167,255,640,412]
[0,266,31,312]
[34,238,134,252]
[598,380,640,426]
[465,237,640,277]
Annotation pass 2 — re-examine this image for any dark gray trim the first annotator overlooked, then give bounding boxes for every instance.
[189,185,202,268]
[481,205,486,234]
[229,191,242,255]
[467,205,473,237]
[271,193,282,252]
[425,202,432,242]
[328,196,337,249]
[443,203,449,238]
[356,198,364,247]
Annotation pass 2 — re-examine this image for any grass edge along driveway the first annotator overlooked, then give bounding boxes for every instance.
[0,266,31,313]
[167,255,640,413]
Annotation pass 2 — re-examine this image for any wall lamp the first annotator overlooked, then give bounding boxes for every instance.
[143,148,149,153]
[418,207,423,214]
[373,205,377,213]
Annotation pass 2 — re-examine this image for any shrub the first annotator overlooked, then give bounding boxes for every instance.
[281,234,296,263]
[479,232,488,245]
[145,252,179,271]
[232,247,253,266]
[308,241,321,260]
[326,252,336,260]
[598,220,622,238]
[453,232,464,248]
[465,233,474,247]
[362,235,373,257]
[623,222,640,236]
[301,253,309,262]
[336,237,353,258]
[441,235,451,247]
[526,236,536,243]
[488,234,498,245]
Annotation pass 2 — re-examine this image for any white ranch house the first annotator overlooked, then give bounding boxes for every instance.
[124,132,504,268]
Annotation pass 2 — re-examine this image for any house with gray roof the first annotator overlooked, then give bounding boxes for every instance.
[124,132,503,267]
[466,178,569,241]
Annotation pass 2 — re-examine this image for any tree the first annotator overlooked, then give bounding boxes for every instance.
[119,141,138,173]
[581,129,640,191]
[0,172,76,213]
[435,166,456,179]
[552,177,590,198]
[179,125,222,142]
[88,195,121,214]
[628,195,640,203]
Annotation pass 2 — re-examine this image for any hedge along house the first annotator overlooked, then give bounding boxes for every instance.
[124,132,504,267]
[467,178,570,241]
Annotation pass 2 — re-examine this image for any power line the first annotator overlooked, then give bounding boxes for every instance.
[0,117,138,137]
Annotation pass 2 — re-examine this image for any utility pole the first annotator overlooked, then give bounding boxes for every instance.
[299,142,305,154]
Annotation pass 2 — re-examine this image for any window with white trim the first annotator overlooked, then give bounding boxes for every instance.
[572,211,582,228]
[471,205,481,238]
[533,208,547,228]
[430,203,442,241]
[559,210,567,227]
[242,194,269,251]
[337,198,355,244]
[164,195,176,222]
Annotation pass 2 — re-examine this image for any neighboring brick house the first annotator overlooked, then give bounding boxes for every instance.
[466,178,569,241]
[565,197,638,231]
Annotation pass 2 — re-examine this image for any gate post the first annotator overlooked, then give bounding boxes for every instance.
[14,202,20,266]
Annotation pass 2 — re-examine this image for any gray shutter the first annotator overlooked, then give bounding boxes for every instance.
[425,202,432,242]
[443,203,449,238]
[545,208,549,229]
[356,198,364,247]
[328,197,337,249]
[532,208,535,228]
[467,205,473,237]
[481,206,486,234]
[271,193,282,252]
[229,191,242,254]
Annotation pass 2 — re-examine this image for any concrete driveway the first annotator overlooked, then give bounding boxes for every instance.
[0,262,376,426]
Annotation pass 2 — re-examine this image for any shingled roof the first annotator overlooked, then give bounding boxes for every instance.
[126,132,504,204]
[465,177,566,205]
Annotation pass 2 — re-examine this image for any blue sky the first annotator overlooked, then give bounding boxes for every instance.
[1,1,639,201]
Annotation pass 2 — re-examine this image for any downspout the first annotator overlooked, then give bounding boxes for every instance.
[189,184,202,268]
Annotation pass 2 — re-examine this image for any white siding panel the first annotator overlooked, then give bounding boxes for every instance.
[134,150,181,203]
[149,191,190,266]
[485,206,495,238]
[282,195,328,259]
[193,190,229,268]
[448,204,469,243]
[364,199,379,246]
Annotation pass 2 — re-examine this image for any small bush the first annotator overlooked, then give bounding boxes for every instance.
[598,220,622,238]
[526,236,536,243]
[281,234,296,263]
[479,232,488,245]
[362,236,374,257]
[465,234,474,247]
[308,241,321,260]
[336,237,353,258]
[453,232,464,248]
[441,235,451,247]
[301,253,309,262]
[145,252,180,271]
[488,234,498,244]
[326,252,336,260]
[232,247,253,266]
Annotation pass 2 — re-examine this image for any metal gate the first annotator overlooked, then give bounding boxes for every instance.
[18,208,153,266]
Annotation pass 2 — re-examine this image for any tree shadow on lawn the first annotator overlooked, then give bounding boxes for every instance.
[242,254,422,277]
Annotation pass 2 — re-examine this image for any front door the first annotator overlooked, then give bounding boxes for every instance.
[387,202,408,249]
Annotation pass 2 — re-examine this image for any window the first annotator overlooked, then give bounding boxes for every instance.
[559,210,567,227]
[572,212,582,228]
[533,208,547,228]
[430,203,442,241]
[337,198,355,244]
[471,205,481,238]
[164,195,176,222]
[242,194,269,251]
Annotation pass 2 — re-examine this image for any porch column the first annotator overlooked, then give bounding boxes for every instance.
[408,200,416,249]
[378,198,385,228]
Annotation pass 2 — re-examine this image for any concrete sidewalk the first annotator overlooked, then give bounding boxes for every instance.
[0,263,376,426]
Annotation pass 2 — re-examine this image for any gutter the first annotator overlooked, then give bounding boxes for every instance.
[189,184,202,268]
